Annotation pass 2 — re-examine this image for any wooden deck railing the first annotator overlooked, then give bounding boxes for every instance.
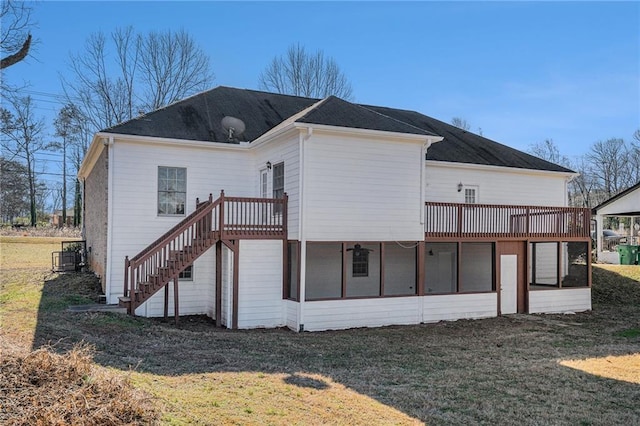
[425,202,590,239]
[223,195,287,239]
[122,191,287,312]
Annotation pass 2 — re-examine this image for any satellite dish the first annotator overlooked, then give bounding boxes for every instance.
[221,116,246,141]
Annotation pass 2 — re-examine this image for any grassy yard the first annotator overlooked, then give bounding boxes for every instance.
[1,236,639,425]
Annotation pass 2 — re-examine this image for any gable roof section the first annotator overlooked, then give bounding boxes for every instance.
[366,106,574,173]
[297,96,434,136]
[105,86,317,142]
[592,181,640,215]
[104,86,573,173]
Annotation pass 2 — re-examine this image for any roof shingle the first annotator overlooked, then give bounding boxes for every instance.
[104,86,573,173]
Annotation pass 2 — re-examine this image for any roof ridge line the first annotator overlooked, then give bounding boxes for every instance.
[353,102,432,136]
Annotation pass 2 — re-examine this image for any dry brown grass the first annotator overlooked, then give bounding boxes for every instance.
[561,354,640,384]
[1,237,639,425]
[0,344,159,425]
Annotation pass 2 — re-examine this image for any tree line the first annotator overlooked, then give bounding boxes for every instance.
[2,0,635,227]
[528,134,640,209]
[1,1,352,226]
[450,117,640,209]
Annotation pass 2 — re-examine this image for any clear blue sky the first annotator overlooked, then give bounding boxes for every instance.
[4,1,639,173]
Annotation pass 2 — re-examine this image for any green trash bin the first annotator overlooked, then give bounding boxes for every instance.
[617,245,639,265]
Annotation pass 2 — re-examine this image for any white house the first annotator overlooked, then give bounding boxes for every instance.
[78,86,592,331]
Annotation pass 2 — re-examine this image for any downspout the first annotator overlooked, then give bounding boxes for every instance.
[420,141,427,225]
[297,126,311,332]
[564,175,572,207]
[422,137,442,224]
[105,136,115,304]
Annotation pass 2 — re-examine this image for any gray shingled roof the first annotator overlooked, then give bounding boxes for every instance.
[104,86,574,173]
[366,105,574,173]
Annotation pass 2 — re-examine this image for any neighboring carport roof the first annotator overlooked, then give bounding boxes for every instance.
[103,86,573,173]
[592,181,640,216]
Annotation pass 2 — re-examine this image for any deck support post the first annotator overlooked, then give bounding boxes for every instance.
[232,241,239,330]
[215,240,222,327]
[417,241,425,296]
[164,283,169,320]
[173,277,179,325]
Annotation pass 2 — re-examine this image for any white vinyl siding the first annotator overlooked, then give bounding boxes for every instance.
[528,288,591,314]
[426,161,569,207]
[107,139,253,304]
[302,292,499,331]
[253,135,301,240]
[304,133,425,241]
[422,293,497,323]
[140,252,215,317]
[237,240,284,329]
[304,297,422,331]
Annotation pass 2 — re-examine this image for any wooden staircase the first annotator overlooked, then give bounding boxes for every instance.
[119,191,287,322]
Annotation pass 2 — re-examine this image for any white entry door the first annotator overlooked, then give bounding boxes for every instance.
[500,254,518,315]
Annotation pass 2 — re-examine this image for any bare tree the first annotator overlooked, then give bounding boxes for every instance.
[138,29,212,111]
[0,156,29,222]
[0,95,49,226]
[528,139,570,167]
[63,27,213,131]
[568,156,598,208]
[52,104,84,227]
[586,138,630,198]
[0,0,33,70]
[451,117,471,131]
[259,44,353,100]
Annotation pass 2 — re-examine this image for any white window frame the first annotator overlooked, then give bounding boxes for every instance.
[260,168,269,198]
[158,166,187,216]
[464,185,478,204]
[178,265,193,281]
[272,162,285,199]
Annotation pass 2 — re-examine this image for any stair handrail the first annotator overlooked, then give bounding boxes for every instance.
[130,194,217,263]
[124,194,220,298]
[122,191,289,304]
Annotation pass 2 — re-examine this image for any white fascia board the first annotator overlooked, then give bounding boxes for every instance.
[79,131,252,178]
[250,123,299,148]
[426,159,578,179]
[292,122,439,144]
[78,134,107,179]
[101,132,251,151]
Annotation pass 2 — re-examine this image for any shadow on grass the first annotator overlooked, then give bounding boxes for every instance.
[591,265,640,306]
[29,268,640,424]
[283,373,330,390]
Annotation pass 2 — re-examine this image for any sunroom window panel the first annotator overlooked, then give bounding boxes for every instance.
[305,243,342,300]
[384,243,417,296]
[425,243,457,294]
[460,242,494,293]
[346,244,379,297]
[287,242,299,300]
[561,242,588,287]
[531,242,558,287]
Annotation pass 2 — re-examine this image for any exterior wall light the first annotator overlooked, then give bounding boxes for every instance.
[457,182,463,192]
[266,161,272,170]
